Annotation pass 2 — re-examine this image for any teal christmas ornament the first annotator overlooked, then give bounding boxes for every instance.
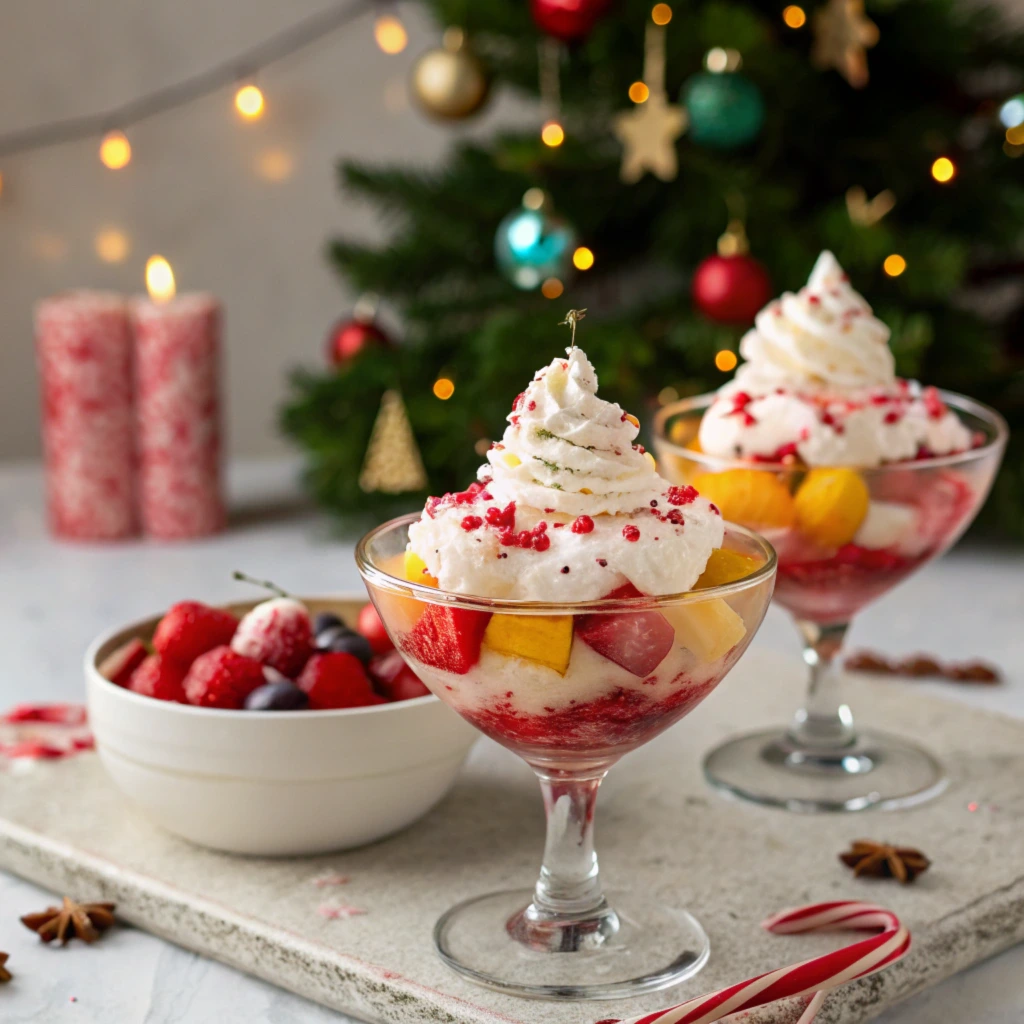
[495,190,576,290]
[682,71,765,150]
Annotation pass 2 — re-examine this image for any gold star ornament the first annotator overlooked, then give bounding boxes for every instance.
[613,93,688,183]
[812,0,879,89]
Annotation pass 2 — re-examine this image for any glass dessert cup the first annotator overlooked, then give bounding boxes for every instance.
[654,391,1007,814]
[356,514,776,1000]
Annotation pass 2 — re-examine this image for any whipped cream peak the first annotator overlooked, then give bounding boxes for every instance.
[481,347,661,517]
[736,250,895,393]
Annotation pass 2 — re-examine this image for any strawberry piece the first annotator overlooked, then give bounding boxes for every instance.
[231,598,313,677]
[576,584,675,677]
[357,603,394,655]
[98,638,149,687]
[297,653,384,710]
[153,601,239,669]
[402,604,491,675]
[183,646,265,709]
[129,655,187,703]
[370,651,431,701]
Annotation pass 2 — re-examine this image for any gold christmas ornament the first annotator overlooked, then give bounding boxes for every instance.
[612,14,687,182]
[845,185,896,226]
[359,390,428,494]
[812,0,879,89]
[410,28,490,121]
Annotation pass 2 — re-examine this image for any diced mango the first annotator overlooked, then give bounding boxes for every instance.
[483,613,573,675]
[695,548,763,589]
[794,467,869,548]
[663,599,747,664]
[404,550,439,588]
[624,413,640,428]
[502,452,522,468]
[692,469,796,529]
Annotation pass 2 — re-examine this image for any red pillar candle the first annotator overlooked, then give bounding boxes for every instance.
[35,291,136,540]
[131,295,225,539]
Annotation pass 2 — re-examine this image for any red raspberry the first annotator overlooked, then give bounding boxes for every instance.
[298,653,384,710]
[357,603,394,655]
[666,486,698,506]
[571,515,595,534]
[153,601,239,669]
[622,525,641,542]
[533,532,551,552]
[184,646,265,709]
[129,655,187,703]
[461,515,483,531]
[231,597,313,677]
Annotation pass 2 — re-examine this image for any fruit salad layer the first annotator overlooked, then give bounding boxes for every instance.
[385,347,765,757]
[698,251,974,467]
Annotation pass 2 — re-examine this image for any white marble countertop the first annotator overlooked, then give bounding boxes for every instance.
[1,459,1022,1022]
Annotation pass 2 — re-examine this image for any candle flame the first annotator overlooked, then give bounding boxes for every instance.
[146,255,176,303]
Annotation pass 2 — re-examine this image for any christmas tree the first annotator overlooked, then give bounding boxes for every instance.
[281,0,1024,536]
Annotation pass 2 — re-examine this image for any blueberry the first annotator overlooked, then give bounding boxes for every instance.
[315,625,373,665]
[313,611,344,635]
[245,680,310,711]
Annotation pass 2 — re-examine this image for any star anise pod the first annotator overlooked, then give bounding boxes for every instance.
[20,896,116,945]
[0,951,11,983]
[840,840,930,884]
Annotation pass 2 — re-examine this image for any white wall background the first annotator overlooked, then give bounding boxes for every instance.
[0,0,530,460]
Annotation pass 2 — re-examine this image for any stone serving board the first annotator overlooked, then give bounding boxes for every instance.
[1,650,1022,1024]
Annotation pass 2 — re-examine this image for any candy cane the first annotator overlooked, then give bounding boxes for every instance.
[603,901,910,1024]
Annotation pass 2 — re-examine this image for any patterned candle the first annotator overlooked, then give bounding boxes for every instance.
[35,291,136,540]
[131,294,225,539]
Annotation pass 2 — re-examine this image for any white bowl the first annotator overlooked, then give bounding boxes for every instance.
[84,597,478,856]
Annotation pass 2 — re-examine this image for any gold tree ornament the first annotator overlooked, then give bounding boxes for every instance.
[410,28,491,121]
[845,186,896,226]
[812,0,879,89]
[359,390,428,494]
[612,14,687,182]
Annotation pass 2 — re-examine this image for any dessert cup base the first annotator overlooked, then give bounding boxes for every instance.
[703,727,948,813]
[433,887,709,1000]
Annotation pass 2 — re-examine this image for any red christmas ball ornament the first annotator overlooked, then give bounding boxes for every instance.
[692,222,772,324]
[326,295,391,366]
[530,0,607,41]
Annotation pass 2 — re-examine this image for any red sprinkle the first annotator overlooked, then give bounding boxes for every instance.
[808,294,820,305]
[622,525,641,542]
[571,515,595,534]
[596,558,608,567]
[709,503,721,516]
[461,515,483,531]
[560,566,570,574]
[666,485,698,506]
[534,533,551,552]
[528,401,536,411]
[883,410,902,425]
[486,502,516,529]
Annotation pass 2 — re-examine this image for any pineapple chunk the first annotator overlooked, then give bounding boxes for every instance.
[483,613,573,675]
[404,550,439,588]
[695,548,762,589]
[663,599,746,664]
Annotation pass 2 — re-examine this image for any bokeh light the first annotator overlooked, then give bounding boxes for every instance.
[572,246,595,270]
[652,4,673,25]
[629,81,650,104]
[374,15,408,54]
[235,84,265,120]
[145,255,176,303]
[782,5,807,28]
[714,350,738,372]
[95,228,130,264]
[541,277,564,299]
[257,148,294,182]
[883,254,907,277]
[931,156,956,183]
[999,96,1024,129]
[433,378,455,400]
[99,131,131,170]
[541,121,565,147]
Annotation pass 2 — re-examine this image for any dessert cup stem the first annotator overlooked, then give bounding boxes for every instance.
[788,620,856,750]
[507,767,620,952]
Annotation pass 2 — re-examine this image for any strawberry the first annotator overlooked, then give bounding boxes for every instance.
[357,603,394,655]
[297,653,384,710]
[129,655,187,703]
[98,638,148,687]
[231,597,313,677]
[370,651,431,701]
[401,605,491,675]
[575,584,675,677]
[184,646,265,709]
[153,602,239,669]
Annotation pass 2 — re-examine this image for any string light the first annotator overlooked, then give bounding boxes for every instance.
[706,48,742,73]
[714,350,738,372]
[1006,124,1024,146]
[99,131,131,170]
[433,378,455,400]
[541,277,564,299]
[931,156,956,183]
[145,255,176,303]
[629,81,650,104]
[999,96,1024,129]
[95,228,130,264]
[782,5,807,28]
[374,14,407,54]
[541,120,565,147]
[883,253,907,277]
[651,3,673,25]
[234,84,265,120]
[572,246,595,271]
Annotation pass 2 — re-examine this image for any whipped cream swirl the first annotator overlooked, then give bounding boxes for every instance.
[483,348,663,517]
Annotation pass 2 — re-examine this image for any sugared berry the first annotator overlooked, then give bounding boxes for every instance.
[231,597,314,677]
[244,679,310,711]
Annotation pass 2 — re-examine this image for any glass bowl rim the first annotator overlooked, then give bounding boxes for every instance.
[355,513,777,615]
[653,388,1009,474]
